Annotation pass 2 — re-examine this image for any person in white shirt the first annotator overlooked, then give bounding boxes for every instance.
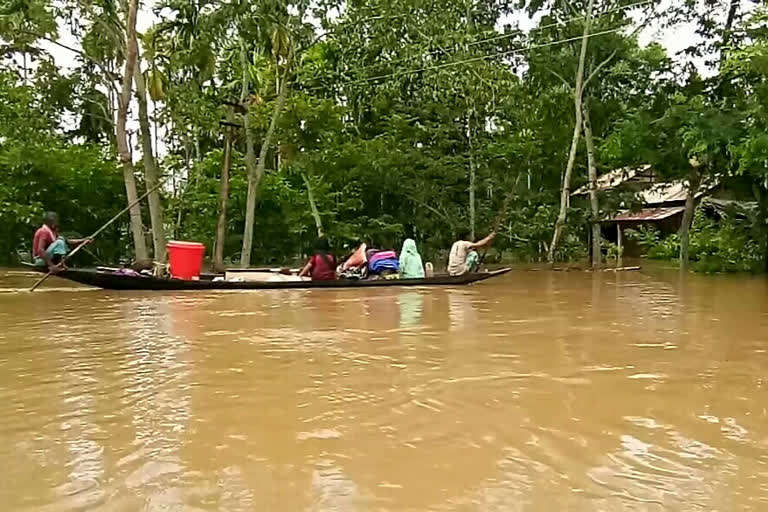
[447,231,496,276]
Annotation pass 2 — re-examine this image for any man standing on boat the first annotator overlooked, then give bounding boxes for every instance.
[32,212,90,273]
[447,231,496,276]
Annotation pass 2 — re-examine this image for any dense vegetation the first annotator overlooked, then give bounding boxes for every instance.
[1,0,766,271]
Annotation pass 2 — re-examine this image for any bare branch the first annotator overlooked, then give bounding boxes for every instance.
[26,32,121,82]
[561,0,580,18]
[80,94,112,122]
[628,6,661,39]
[595,0,620,16]
[583,5,659,88]
[505,233,531,243]
[583,49,617,87]
[409,195,454,226]
[550,69,571,89]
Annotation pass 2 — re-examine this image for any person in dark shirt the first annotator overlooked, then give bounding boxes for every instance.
[32,212,90,272]
[298,237,337,281]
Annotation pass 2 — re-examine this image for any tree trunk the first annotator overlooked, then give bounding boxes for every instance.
[133,48,166,262]
[679,167,700,270]
[213,116,233,272]
[115,0,148,262]
[720,0,740,67]
[582,102,601,268]
[467,112,476,240]
[240,63,290,267]
[548,0,594,263]
[153,98,159,161]
[302,173,324,237]
[466,4,476,241]
[238,41,257,266]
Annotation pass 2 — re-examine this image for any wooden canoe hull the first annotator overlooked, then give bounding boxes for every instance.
[38,267,512,291]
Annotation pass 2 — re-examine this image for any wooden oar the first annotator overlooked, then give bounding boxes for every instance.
[479,172,522,265]
[29,180,166,292]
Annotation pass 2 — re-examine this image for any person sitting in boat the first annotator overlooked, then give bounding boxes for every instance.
[399,238,425,279]
[299,237,337,281]
[447,231,496,276]
[32,212,90,273]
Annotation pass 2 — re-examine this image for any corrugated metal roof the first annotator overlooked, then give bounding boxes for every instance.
[639,179,718,205]
[701,198,758,218]
[572,164,719,206]
[638,181,688,204]
[572,165,652,195]
[610,206,686,222]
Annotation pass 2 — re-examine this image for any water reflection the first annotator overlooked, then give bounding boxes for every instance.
[310,461,360,511]
[398,291,423,328]
[447,289,477,331]
[118,299,191,508]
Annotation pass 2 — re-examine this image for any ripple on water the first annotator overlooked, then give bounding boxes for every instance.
[1,270,768,510]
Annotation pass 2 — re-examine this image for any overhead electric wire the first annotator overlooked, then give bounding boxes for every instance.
[302,25,636,92]
[307,0,654,82]
[467,0,653,48]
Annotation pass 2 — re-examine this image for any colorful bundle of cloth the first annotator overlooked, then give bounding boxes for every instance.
[338,243,369,280]
[368,250,399,274]
[342,243,367,270]
[337,265,367,280]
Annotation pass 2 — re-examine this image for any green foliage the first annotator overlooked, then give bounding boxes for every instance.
[602,238,619,261]
[0,66,126,263]
[626,209,765,273]
[3,0,767,272]
[501,198,586,262]
[689,210,763,273]
[625,225,679,260]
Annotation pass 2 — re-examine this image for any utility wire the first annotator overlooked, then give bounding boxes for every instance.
[468,0,653,48]
[308,0,653,81]
[302,26,632,92]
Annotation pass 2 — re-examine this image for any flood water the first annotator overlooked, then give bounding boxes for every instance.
[2,268,768,511]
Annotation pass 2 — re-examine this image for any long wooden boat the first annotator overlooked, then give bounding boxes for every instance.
[33,267,512,291]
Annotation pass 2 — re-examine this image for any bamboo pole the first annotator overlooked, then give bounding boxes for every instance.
[29,179,166,292]
[479,172,522,265]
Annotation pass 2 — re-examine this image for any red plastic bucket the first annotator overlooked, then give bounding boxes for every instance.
[167,241,205,280]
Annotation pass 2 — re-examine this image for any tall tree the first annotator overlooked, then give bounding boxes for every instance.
[134,44,166,262]
[679,157,701,269]
[115,0,148,261]
[213,111,234,271]
[538,0,657,263]
[302,173,324,236]
[238,40,260,267]
[727,7,768,269]
[241,21,294,266]
[548,0,594,263]
[582,101,601,267]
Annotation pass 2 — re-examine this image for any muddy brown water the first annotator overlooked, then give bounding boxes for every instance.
[1,267,768,511]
